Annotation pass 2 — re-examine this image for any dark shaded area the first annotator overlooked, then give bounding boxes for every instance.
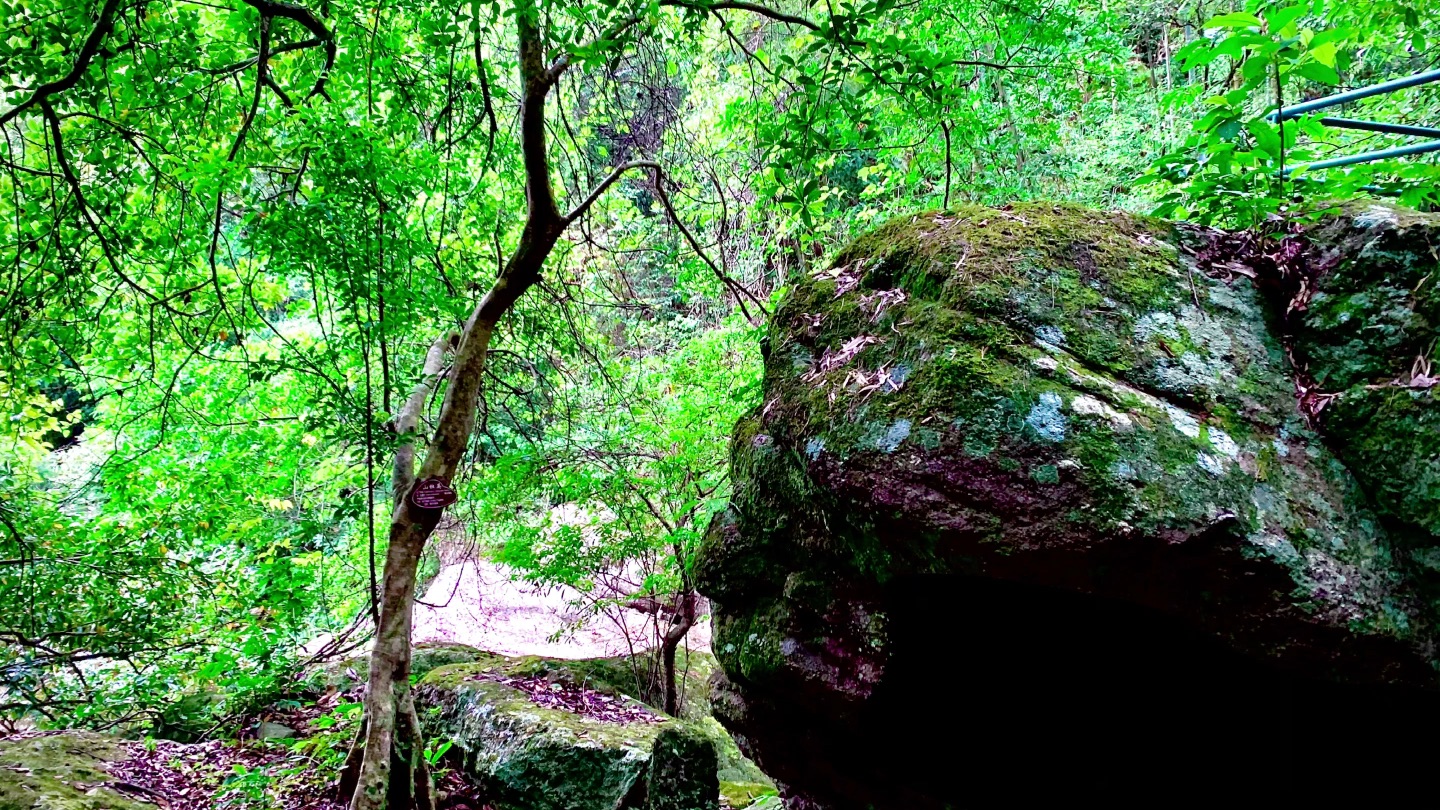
[35,377,94,450]
[861,574,1440,804]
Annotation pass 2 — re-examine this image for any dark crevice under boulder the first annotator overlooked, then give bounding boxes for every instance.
[697,202,1440,807]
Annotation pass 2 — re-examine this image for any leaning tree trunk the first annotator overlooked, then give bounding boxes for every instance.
[343,222,562,810]
[338,335,452,809]
[340,4,642,807]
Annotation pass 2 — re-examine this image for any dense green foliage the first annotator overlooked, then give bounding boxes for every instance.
[1143,0,1440,224]
[1,0,1437,747]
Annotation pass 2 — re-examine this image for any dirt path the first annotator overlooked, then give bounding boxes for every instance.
[411,558,711,658]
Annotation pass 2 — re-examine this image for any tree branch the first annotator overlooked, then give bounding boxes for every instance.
[547,14,644,81]
[0,0,125,128]
[263,74,295,108]
[238,0,336,101]
[518,8,561,224]
[41,98,177,312]
[650,167,769,322]
[391,333,457,508]
[562,160,659,224]
[199,37,325,77]
[473,40,500,167]
[662,0,820,31]
[548,0,820,82]
[207,13,276,319]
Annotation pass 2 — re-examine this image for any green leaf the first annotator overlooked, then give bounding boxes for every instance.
[1264,5,1306,34]
[1241,56,1272,84]
[1296,60,1339,85]
[1206,12,1264,29]
[1248,119,1282,158]
[1176,39,1218,68]
[1309,41,1337,68]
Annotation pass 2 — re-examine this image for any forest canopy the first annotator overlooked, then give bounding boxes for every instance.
[1,0,1438,807]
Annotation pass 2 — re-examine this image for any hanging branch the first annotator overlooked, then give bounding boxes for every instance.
[650,167,770,322]
[206,13,277,321]
[0,0,125,128]
[205,1,334,319]
[238,0,337,101]
[41,99,186,315]
[1,0,334,128]
[558,157,768,321]
[473,39,501,167]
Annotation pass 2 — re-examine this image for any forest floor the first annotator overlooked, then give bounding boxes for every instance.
[114,736,489,810]
[67,673,496,810]
[87,570,711,810]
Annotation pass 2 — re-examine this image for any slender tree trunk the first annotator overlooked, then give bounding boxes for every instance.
[660,589,697,716]
[940,119,953,210]
[340,335,451,809]
[347,227,559,810]
[343,3,615,806]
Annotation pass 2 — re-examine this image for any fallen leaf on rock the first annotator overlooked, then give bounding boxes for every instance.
[468,673,664,725]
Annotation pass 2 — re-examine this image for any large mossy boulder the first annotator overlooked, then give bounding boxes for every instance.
[0,732,156,810]
[421,667,668,810]
[324,645,771,806]
[1296,206,1440,543]
[416,649,766,810]
[697,202,1440,807]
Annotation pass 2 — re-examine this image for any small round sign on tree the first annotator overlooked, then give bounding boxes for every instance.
[409,478,457,511]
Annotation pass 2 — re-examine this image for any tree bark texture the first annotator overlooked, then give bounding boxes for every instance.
[660,589,697,716]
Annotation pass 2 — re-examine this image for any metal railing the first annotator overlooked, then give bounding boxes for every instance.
[1269,69,1440,175]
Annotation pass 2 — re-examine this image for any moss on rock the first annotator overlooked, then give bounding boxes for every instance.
[420,670,662,810]
[414,649,769,810]
[1294,204,1440,544]
[313,642,498,691]
[719,780,778,809]
[705,203,1429,669]
[642,725,720,810]
[0,732,156,810]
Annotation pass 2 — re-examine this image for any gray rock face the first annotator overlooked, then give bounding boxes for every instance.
[696,203,1440,807]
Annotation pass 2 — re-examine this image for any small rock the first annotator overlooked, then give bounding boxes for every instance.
[256,721,297,739]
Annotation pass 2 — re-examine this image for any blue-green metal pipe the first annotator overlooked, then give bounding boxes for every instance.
[1284,138,1440,174]
[1291,176,1402,196]
[1318,117,1440,138]
[1271,69,1440,121]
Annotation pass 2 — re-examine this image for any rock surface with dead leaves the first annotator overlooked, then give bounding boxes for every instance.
[0,732,159,810]
[3,646,773,810]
